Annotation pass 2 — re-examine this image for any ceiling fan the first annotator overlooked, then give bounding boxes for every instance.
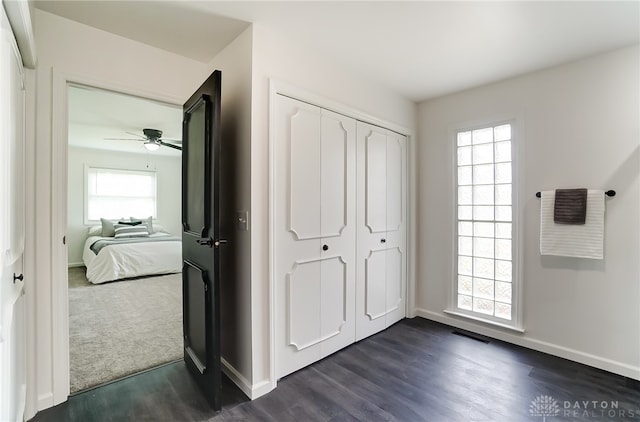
[105,128,182,151]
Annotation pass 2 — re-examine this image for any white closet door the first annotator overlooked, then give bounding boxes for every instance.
[355,122,407,341]
[274,95,356,378]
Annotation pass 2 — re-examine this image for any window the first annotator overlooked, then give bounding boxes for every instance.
[85,167,157,223]
[455,123,514,322]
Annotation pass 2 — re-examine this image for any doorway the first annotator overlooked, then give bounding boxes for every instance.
[65,84,184,393]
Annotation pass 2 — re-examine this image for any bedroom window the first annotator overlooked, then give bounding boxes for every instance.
[85,166,157,223]
[454,123,516,323]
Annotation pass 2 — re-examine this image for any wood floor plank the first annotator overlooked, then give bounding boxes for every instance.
[30,318,640,422]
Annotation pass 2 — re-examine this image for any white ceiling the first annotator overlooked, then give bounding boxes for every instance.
[36,1,639,103]
[42,1,639,154]
[68,85,182,156]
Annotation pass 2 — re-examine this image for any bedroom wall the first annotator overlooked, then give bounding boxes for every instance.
[249,24,417,395]
[66,146,182,266]
[33,9,213,410]
[416,45,640,379]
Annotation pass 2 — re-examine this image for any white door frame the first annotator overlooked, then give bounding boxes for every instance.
[267,79,417,390]
[50,69,183,404]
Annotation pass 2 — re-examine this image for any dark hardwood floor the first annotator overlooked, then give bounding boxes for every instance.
[31,318,639,421]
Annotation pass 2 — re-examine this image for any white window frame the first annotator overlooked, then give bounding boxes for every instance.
[447,119,523,332]
[83,165,158,224]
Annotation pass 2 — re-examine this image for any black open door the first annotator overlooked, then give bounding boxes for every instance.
[181,70,223,411]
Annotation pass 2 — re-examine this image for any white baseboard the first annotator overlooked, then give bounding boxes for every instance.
[221,358,275,400]
[37,392,53,412]
[67,262,84,268]
[415,308,640,381]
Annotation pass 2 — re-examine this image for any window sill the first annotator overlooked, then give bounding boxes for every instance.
[444,309,525,334]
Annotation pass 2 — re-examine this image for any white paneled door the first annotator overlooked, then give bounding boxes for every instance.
[355,122,407,341]
[0,6,26,421]
[275,95,356,378]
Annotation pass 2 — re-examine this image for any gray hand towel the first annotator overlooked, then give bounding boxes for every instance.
[554,188,588,224]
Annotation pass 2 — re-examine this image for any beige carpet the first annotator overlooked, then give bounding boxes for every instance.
[68,267,183,393]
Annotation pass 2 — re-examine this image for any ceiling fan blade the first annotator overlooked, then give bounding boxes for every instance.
[104,138,146,142]
[161,138,182,143]
[160,141,182,151]
[125,131,147,139]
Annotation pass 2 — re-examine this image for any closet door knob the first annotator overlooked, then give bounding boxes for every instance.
[380,238,386,244]
[322,244,329,251]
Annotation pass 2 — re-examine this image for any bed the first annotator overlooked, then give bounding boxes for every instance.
[82,223,182,284]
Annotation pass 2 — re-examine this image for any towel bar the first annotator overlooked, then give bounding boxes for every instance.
[535,190,616,198]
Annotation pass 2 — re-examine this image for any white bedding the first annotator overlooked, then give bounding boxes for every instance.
[83,233,182,284]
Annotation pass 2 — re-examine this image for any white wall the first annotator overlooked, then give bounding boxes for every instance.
[33,9,212,410]
[250,24,417,394]
[416,46,640,379]
[66,147,182,265]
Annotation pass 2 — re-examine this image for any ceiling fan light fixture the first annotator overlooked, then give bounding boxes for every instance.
[144,141,161,151]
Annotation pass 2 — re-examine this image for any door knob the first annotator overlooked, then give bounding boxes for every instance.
[380,238,386,243]
[214,239,228,247]
[197,237,213,246]
[322,244,329,251]
[13,273,23,283]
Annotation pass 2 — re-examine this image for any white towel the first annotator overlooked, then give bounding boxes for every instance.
[540,189,605,259]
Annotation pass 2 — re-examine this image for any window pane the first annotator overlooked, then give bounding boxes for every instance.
[458,206,472,220]
[495,184,511,205]
[496,239,512,260]
[458,166,472,185]
[496,206,512,222]
[86,167,157,221]
[495,162,511,183]
[473,164,494,185]
[495,302,512,320]
[494,141,511,163]
[473,222,494,238]
[473,278,494,300]
[458,186,472,205]
[459,236,473,256]
[495,223,512,239]
[459,222,472,236]
[494,124,511,142]
[473,298,494,315]
[472,127,493,144]
[473,206,494,221]
[495,260,512,282]
[473,257,494,279]
[473,237,494,259]
[458,146,472,165]
[458,256,473,276]
[495,281,512,303]
[472,143,493,164]
[473,185,494,205]
[458,295,472,310]
[457,131,471,146]
[458,276,472,295]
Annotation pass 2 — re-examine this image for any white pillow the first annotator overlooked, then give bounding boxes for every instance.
[87,225,102,237]
[153,224,169,234]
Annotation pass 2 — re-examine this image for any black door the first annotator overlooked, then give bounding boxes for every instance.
[181,70,223,410]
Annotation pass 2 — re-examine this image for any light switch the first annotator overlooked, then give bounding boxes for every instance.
[237,211,248,231]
